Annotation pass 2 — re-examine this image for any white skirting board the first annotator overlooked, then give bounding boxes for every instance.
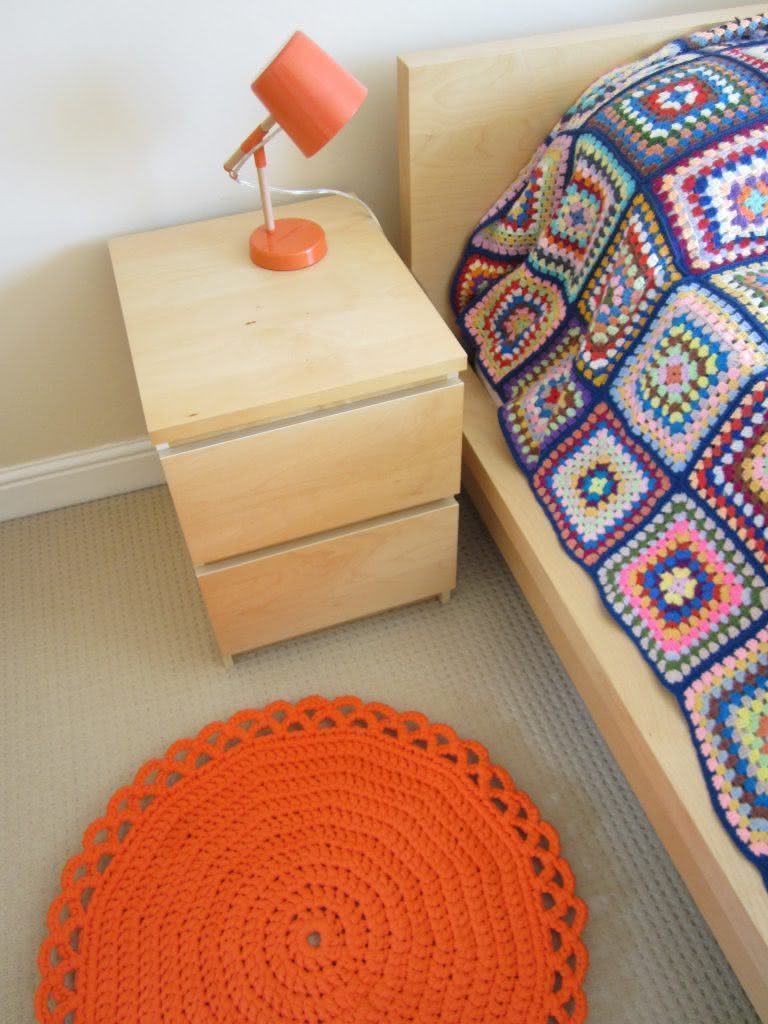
[0,439,164,522]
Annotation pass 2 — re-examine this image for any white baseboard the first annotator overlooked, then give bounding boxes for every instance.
[0,438,164,522]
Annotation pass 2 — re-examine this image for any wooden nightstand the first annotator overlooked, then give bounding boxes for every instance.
[109,196,467,662]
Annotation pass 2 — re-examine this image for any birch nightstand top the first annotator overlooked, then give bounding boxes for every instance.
[109,195,466,446]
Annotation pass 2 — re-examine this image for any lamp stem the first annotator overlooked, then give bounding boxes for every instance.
[256,162,275,234]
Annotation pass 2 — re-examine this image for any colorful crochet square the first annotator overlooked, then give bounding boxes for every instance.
[577,195,680,385]
[471,136,571,258]
[555,46,692,133]
[598,493,768,685]
[532,404,670,565]
[654,125,768,272]
[684,627,768,864]
[499,323,591,470]
[453,254,517,316]
[711,259,768,322]
[531,134,634,302]
[462,265,567,384]
[592,58,768,175]
[611,284,768,472]
[690,378,768,568]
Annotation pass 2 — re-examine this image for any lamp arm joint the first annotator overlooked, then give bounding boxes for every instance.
[223,115,277,178]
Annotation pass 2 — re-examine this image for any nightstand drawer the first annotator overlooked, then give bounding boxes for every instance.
[197,499,458,654]
[162,381,462,564]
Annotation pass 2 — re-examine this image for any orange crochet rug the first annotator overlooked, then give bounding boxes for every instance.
[36,696,588,1023]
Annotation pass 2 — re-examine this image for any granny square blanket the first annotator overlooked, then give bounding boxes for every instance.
[451,15,768,887]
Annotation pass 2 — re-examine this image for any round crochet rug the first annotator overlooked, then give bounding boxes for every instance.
[37,696,588,1023]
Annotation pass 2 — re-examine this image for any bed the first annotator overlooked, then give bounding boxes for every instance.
[397,6,768,1017]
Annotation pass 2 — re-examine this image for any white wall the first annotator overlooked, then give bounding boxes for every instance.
[2,0,728,468]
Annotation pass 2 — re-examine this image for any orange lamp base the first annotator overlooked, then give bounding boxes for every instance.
[249,217,327,270]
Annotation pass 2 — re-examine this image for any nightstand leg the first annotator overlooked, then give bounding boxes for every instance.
[438,590,452,605]
[222,652,234,669]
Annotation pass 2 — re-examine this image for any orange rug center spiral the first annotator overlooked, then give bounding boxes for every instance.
[37,697,588,1023]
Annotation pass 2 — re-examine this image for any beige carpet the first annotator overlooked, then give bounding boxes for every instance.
[0,486,759,1023]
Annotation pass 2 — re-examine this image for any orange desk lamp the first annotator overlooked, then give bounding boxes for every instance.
[224,31,367,270]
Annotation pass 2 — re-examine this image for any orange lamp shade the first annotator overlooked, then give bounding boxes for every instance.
[252,32,367,158]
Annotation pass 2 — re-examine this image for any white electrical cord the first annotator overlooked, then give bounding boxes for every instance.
[231,161,381,230]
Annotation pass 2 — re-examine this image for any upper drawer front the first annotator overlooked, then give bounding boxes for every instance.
[197,500,458,654]
[162,381,463,564]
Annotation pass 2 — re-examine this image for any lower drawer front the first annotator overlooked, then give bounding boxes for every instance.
[197,500,458,654]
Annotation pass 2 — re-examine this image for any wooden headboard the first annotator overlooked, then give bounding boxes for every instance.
[398,4,766,324]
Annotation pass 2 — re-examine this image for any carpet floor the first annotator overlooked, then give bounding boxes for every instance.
[0,486,759,1023]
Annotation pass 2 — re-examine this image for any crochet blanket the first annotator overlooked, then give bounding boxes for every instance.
[451,16,768,887]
